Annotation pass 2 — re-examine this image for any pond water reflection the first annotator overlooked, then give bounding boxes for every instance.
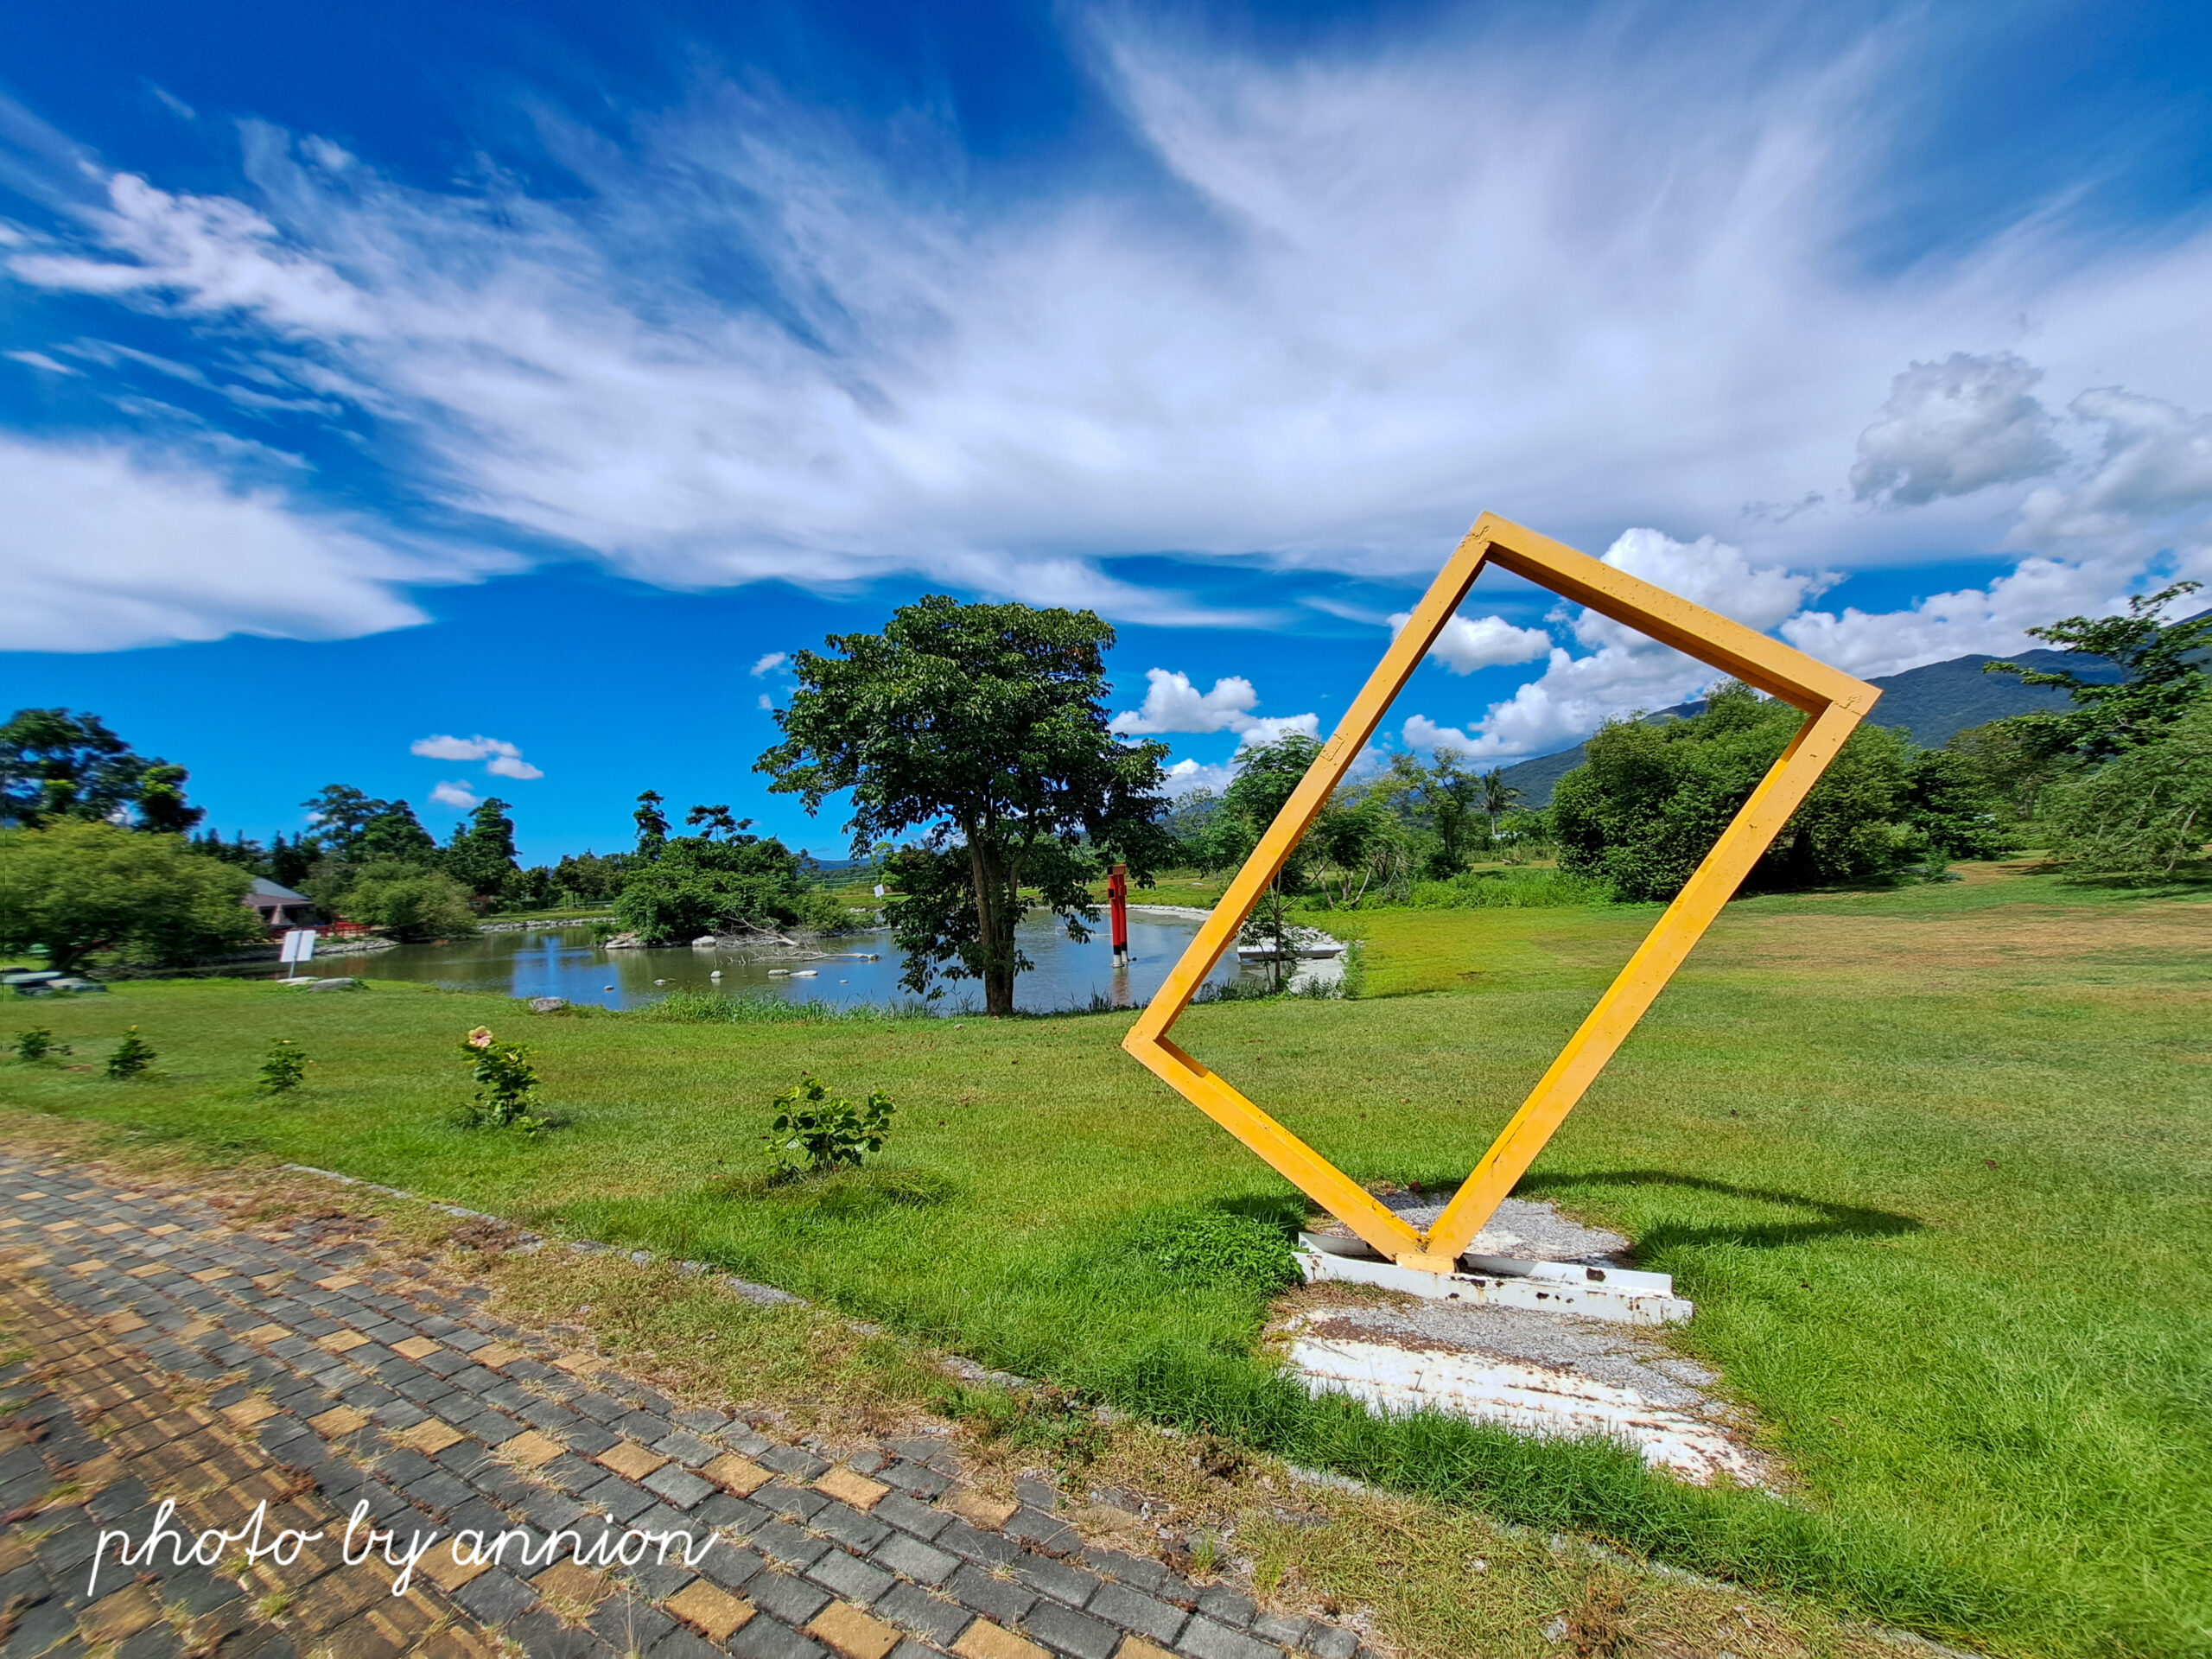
[303,908,1248,1013]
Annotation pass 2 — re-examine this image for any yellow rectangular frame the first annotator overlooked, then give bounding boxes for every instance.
[1122,512,1881,1270]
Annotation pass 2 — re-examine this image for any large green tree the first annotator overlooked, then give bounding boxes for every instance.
[1985,583,2212,761]
[442,798,521,901]
[0,709,205,833]
[0,822,263,972]
[1552,683,2001,900]
[2043,702,2212,875]
[757,595,1170,1014]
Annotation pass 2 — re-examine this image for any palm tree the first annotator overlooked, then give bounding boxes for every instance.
[1480,767,1522,833]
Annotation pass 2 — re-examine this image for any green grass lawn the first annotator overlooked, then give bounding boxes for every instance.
[4,864,2208,1656]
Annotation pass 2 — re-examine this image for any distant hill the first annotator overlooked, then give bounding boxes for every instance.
[1492,646,2126,809]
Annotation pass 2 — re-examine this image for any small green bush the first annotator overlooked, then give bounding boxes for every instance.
[257,1038,308,1094]
[12,1027,65,1061]
[106,1027,156,1079]
[459,1026,543,1130]
[764,1075,894,1174]
[1128,1208,1300,1294]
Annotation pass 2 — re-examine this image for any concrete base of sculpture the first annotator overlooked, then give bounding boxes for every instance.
[1296,1233,1693,1325]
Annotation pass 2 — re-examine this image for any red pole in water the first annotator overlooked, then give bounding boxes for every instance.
[1109,863,1129,966]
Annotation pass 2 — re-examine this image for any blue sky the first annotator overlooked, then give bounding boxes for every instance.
[3,0,2209,864]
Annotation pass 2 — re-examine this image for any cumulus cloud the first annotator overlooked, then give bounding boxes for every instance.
[1163,756,1239,797]
[1401,529,1818,760]
[429,780,480,810]
[1851,352,2064,506]
[1109,669,1259,734]
[750,652,787,677]
[410,733,543,780]
[1389,612,1552,674]
[1109,667,1318,747]
[0,432,430,651]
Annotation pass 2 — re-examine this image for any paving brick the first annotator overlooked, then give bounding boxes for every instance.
[948,1564,1038,1625]
[955,1619,1052,1659]
[875,1580,975,1646]
[645,1464,718,1509]
[1017,1555,1101,1608]
[748,1566,834,1627]
[1197,1589,1256,1630]
[807,1599,902,1659]
[1021,1599,1122,1659]
[871,1532,958,1586]
[805,1547,895,1606]
[728,1612,830,1659]
[817,1466,891,1511]
[1086,1583,1187,1647]
[874,1491,955,1541]
[1249,1615,1312,1649]
[669,1578,759,1642]
[1176,1618,1282,1659]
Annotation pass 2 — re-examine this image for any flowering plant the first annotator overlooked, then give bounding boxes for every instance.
[459,1027,543,1130]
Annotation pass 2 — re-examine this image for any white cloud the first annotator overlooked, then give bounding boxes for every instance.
[1163,756,1238,797]
[410,732,543,780]
[429,780,480,810]
[750,652,787,677]
[1109,666,1318,750]
[1851,352,2064,506]
[0,432,430,651]
[6,350,78,374]
[1402,529,1815,760]
[1235,713,1321,747]
[1109,669,1259,734]
[757,692,774,711]
[410,733,521,761]
[6,12,2210,637]
[1389,611,1551,674]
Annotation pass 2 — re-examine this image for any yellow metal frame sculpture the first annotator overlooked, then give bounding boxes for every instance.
[1122,512,1881,1273]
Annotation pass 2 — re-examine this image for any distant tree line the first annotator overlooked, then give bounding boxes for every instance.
[2,582,2201,980]
[1156,584,2211,906]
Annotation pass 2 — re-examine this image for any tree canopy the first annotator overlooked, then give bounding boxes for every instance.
[0,709,205,833]
[1552,683,2007,901]
[1985,583,2211,761]
[757,595,1169,1014]
[612,792,837,942]
[0,822,262,972]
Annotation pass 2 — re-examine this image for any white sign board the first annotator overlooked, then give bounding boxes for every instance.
[279,929,317,964]
[873,884,886,898]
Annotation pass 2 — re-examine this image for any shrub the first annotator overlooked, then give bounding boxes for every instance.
[331,860,477,940]
[2044,703,2212,875]
[459,1026,543,1130]
[106,1027,156,1079]
[257,1039,308,1094]
[11,1027,65,1061]
[764,1076,894,1174]
[1128,1208,1300,1294]
[0,821,263,973]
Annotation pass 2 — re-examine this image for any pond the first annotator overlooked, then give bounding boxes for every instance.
[295,907,1255,1014]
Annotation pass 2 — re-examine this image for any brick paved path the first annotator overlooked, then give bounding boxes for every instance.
[0,1154,1373,1659]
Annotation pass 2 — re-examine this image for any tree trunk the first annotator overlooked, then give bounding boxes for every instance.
[966,837,1016,1016]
